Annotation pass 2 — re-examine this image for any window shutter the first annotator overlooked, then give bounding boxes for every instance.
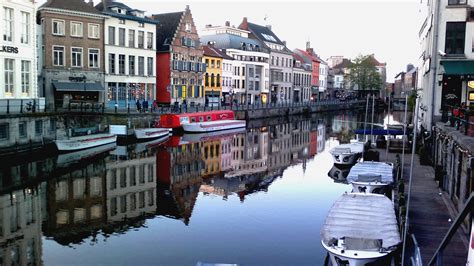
[202,63,206,73]
[178,61,183,71]
[178,85,183,97]
[194,86,199,97]
[182,37,186,46]
[188,62,192,71]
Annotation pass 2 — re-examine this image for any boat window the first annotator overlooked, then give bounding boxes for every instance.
[207,116,211,121]
[191,117,196,122]
[199,117,204,122]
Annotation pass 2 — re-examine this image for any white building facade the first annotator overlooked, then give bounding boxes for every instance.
[292,56,312,103]
[98,2,157,108]
[0,0,40,110]
[319,59,329,97]
[418,0,474,128]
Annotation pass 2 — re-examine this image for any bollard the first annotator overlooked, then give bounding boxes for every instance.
[128,103,130,114]
[6,100,9,114]
[20,99,23,113]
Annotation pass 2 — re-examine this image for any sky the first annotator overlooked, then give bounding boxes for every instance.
[37,0,424,82]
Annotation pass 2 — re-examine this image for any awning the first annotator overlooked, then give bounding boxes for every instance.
[53,82,105,92]
[441,60,474,75]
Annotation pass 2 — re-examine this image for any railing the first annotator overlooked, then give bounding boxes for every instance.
[410,234,423,266]
[0,99,46,114]
[442,104,474,135]
[428,192,473,265]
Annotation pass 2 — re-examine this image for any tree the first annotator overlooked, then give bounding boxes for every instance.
[347,55,384,96]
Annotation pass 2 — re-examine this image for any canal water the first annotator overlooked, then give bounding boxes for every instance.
[0,111,397,265]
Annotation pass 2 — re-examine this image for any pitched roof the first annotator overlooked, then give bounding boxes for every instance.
[364,54,386,67]
[246,22,285,45]
[95,0,158,24]
[202,45,234,60]
[200,34,265,51]
[40,0,102,15]
[332,58,352,69]
[152,11,184,52]
[294,49,320,64]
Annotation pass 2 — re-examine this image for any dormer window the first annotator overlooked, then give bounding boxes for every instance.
[185,23,191,32]
[119,19,125,24]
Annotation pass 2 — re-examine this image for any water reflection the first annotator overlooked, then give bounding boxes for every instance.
[0,112,391,265]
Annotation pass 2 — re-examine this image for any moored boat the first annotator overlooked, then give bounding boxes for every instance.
[329,142,364,165]
[321,193,401,266]
[346,161,394,194]
[54,133,117,152]
[182,120,246,133]
[181,127,246,142]
[134,128,170,140]
[158,110,237,129]
[56,142,116,166]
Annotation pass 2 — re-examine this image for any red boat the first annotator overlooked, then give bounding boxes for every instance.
[158,110,236,129]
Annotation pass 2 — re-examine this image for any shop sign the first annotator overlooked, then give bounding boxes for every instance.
[468,81,474,89]
[0,46,18,54]
[69,76,86,82]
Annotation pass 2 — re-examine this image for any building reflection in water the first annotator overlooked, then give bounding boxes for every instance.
[0,114,355,263]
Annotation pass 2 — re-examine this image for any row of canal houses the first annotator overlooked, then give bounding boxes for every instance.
[1,0,327,111]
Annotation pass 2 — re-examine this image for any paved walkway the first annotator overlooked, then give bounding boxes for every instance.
[380,149,468,265]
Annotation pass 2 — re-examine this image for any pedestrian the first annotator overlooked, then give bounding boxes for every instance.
[182,99,187,112]
[136,99,141,112]
[152,100,158,112]
[143,100,148,112]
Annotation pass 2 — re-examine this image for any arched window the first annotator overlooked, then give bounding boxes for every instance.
[205,73,209,87]
[211,73,215,87]
[216,74,221,87]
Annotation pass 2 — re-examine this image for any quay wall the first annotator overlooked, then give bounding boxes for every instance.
[0,100,379,156]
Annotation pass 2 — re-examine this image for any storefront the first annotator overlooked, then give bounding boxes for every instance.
[53,76,105,108]
[440,60,474,107]
[107,83,155,108]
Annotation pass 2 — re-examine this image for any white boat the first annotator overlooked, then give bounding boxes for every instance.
[56,142,116,166]
[182,120,246,133]
[54,133,117,152]
[134,128,170,140]
[327,165,351,184]
[181,127,246,143]
[329,142,364,165]
[321,193,401,266]
[135,135,169,153]
[346,161,394,194]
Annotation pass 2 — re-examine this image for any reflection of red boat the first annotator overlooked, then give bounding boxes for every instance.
[159,110,236,129]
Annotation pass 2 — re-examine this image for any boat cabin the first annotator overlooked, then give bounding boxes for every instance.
[159,110,235,129]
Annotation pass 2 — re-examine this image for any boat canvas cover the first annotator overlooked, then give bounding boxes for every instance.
[321,193,401,250]
[347,162,394,184]
[330,143,364,155]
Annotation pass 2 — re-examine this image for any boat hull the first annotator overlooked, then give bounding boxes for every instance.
[54,134,117,152]
[134,128,170,140]
[182,120,246,133]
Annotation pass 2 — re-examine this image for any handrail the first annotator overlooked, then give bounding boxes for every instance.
[428,191,474,265]
[411,234,423,266]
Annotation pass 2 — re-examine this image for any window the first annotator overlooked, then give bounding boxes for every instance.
[147,32,153,49]
[129,29,135,47]
[52,19,65,35]
[119,19,125,24]
[445,22,466,55]
[89,49,100,68]
[21,12,30,44]
[129,56,135,75]
[119,54,125,74]
[35,120,43,136]
[185,22,191,32]
[139,22,144,28]
[71,47,83,67]
[21,61,31,95]
[138,31,144,48]
[448,0,467,4]
[88,24,100,39]
[53,46,65,66]
[217,60,220,68]
[0,124,9,140]
[109,54,116,74]
[147,57,153,76]
[108,26,115,45]
[5,59,14,95]
[71,22,83,37]
[138,56,145,76]
[119,28,125,46]
[4,8,13,41]
[19,122,27,138]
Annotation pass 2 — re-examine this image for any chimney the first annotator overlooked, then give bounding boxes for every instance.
[88,0,94,6]
[225,21,230,27]
[306,41,310,50]
[265,25,272,31]
[282,40,286,47]
[102,0,107,10]
[240,17,248,30]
